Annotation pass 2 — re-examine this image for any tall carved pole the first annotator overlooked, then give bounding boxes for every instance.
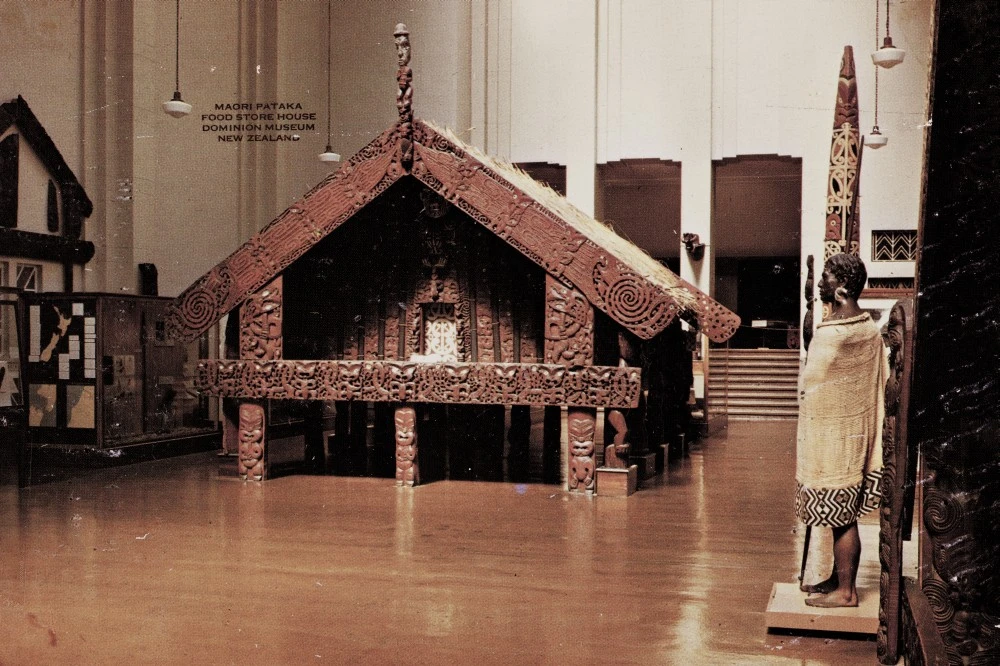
[824,46,862,262]
[394,23,413,171]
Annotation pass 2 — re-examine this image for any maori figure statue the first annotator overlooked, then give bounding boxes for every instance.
[876,299,913,664]
[394,23,413,170]
[825,46,861,261]
[544,276,594,366]
[240,277,283,361]
[604,409,630,469]
[237,402,266,480]
[394,405,419,487]
[567,408,596,493]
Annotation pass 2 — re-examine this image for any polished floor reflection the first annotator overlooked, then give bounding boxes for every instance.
[0,421,881,664]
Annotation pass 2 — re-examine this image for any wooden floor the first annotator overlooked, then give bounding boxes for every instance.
[0,421,884,664]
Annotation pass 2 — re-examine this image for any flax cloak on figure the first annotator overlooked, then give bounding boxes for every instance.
[795,312,887,526]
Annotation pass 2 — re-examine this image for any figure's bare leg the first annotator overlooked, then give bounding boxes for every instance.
[805,522,860,608]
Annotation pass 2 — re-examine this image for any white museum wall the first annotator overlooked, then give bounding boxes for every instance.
[0,0,932,299]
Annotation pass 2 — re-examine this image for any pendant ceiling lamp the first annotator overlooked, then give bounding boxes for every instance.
[162,0,192,117]
[871,0,905,69]
[319,0,340,163]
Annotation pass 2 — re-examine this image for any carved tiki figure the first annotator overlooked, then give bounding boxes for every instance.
[394,406,419,487]
[568,410,596,492]
[238,403,265,480]
[604,409,630,468]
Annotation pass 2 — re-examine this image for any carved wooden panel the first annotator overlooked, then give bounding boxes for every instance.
[544,276,594,366]
[877,299,914,665]
[604,409,630,469]
[474,263,495,363]
[410,121,739,343]
[825,46,861,260]
[237,401,266,480]
[166,125,405,342]
[196,359,640,408]
[567,408,596,493]
[239,277,282,361]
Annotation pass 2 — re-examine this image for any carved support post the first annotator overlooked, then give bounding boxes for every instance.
[239,276,283,361]
[394,405,419,487]
[544,275,594,366]
[237,401,266,481]
[567,408,596,494]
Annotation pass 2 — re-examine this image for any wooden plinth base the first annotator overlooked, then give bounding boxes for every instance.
[765,582,878,635]
[596,465,638,497]
[630,452,658,480]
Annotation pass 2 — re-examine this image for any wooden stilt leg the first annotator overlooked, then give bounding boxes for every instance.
[394,405,419,487]
[237,401,266,481]
[567,408,596,494]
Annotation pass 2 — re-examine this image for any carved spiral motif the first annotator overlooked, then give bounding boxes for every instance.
[924,489,963,535]
[922,578,955,631]
[178,285,220,333]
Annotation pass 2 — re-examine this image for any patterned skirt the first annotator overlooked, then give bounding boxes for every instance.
[795,469,883,528]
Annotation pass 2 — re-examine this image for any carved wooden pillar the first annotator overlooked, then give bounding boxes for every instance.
[544,275,595,492]
[567,408,597,493]
[233,277,282,479]
[237,401,266,480]
[394,405,419,487]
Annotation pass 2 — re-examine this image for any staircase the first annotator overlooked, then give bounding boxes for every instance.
[708,348,801,420]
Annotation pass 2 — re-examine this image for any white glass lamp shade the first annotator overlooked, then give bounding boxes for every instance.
[319,145,341,162]
[872,38,905,69]
[162,92,192,118]
[866,127,888,149]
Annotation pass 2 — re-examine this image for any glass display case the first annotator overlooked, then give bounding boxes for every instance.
[23,292,218,450]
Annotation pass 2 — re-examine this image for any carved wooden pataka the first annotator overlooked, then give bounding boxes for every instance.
[166,24,739,490]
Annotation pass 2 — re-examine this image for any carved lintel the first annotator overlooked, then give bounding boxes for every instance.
[237,401,266,481]
[196,359,641,409]
[544,275,593,366]
[394,405,419,487]
[567,408,596,493]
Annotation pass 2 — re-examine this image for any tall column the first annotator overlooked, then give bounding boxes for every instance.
[677,1,715,423]
[81,0,135,293]
[236,1,278,240]
[564,1,599,217]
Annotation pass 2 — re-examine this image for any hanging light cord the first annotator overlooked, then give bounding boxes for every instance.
[874,0,880,126]
[174,0,181,93]
[326,0,332,146]
[885,0,891,40]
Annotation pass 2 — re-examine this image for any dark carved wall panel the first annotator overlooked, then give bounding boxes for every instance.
[909,6,1000,664]
[196,359,640,408]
